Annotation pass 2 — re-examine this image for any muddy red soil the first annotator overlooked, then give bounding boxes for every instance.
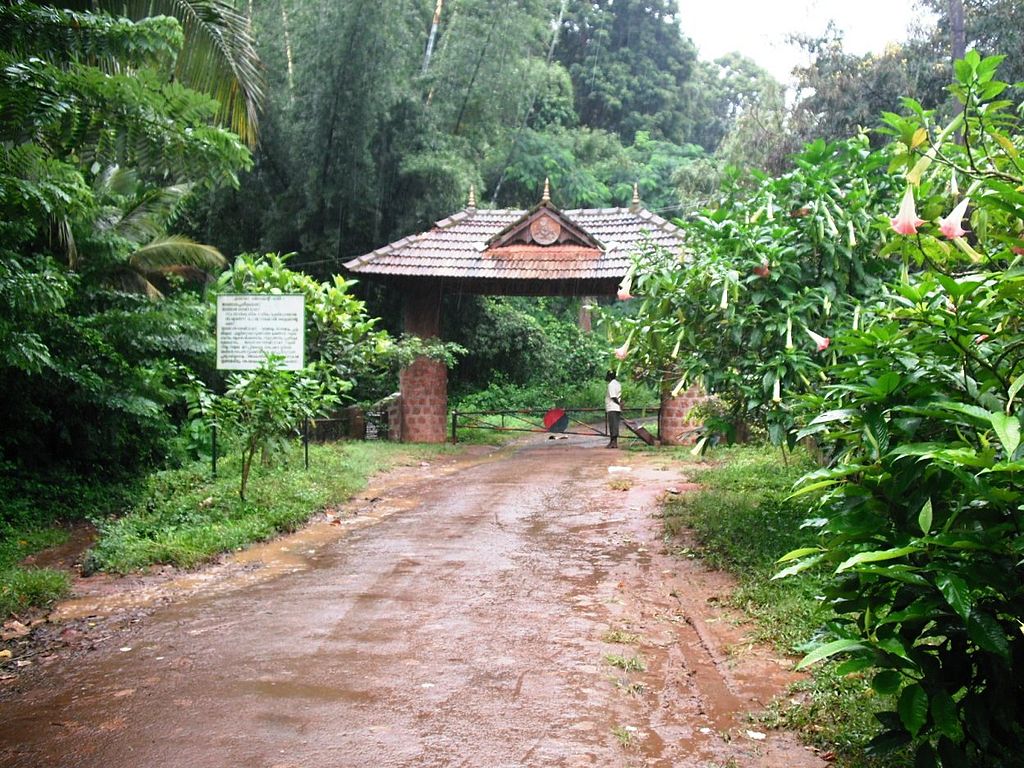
[0,436,826,768]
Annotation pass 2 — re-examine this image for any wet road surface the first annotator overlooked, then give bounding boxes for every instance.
[0,437,825,767]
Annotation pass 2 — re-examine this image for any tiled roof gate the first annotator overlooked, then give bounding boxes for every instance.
[344,193,686,296]
[342,185,689,443]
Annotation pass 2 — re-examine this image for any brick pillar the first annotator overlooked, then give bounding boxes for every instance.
[659,383,705,446]
[399,280,448,443]
[399,358,448,443]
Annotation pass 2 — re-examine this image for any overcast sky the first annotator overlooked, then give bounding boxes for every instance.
[678,0,936,83]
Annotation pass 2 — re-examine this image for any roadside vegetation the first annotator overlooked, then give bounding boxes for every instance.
[617,54,1024,767]
[663,446,900,767]
[87,441,451,573]
[0,473,139,616]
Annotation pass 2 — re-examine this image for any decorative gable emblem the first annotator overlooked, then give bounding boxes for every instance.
[488,204,603,251]
[529,214,561,245]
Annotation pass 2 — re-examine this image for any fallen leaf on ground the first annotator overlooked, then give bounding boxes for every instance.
[1,621,29,640]
[0,650,12,660]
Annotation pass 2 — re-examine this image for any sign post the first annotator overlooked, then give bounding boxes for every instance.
[214,294,307,475]
[216,294,305,371]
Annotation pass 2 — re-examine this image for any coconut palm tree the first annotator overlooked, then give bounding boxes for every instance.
[91,165,227,297]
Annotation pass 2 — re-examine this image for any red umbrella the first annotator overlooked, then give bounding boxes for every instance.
[543,408,569,433]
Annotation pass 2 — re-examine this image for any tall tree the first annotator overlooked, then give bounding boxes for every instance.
[556,0,698,144]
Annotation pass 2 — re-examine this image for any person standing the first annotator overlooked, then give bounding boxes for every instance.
[605,370,622,448]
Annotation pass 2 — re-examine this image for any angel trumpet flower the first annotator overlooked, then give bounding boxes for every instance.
[938,197,970,240]
[617,270,634,301]
[890,187,925,235]
[806,328,831,352]
[614,342,629,360]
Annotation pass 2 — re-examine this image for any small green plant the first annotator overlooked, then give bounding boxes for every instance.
[602,628,642,645]
[604,653,646,673]
[611,725,638,748]
[209,357,341,500]
[613,678,647,697]
[607,477,633,492]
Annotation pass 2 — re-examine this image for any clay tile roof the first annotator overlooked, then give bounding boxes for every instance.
[343,206,686,282]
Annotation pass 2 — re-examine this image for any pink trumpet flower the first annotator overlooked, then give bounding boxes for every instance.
[806,328,830,351]
[938,197,970,239]
[617,288,633,301]
[890,187,925,235]
[614,342,629,360]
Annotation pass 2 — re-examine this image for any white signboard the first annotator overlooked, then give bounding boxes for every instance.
[216,294,305,371]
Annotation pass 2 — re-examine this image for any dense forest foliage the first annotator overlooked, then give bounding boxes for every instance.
[3,0,1021,474]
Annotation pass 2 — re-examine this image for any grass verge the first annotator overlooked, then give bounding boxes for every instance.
[0,529,71,618]
[0,469,137,617]
[662,444,904,768]
[87,440,455,573]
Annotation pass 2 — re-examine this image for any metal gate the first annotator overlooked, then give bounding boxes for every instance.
[450,406,660,444]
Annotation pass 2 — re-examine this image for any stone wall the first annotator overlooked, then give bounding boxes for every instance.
[399,357,448,443]
[659,384,705,446]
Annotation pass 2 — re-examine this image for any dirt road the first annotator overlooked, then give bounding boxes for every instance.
[0,437,825,767]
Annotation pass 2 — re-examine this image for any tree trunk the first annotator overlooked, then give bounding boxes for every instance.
[949,0,966,65]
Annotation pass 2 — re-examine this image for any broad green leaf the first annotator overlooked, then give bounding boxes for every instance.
[795,638,865,670]
[776,547,825,563]
[876,636,914,662]
[966,609,1011,659]
[874,372,902,396]
[898,683,929,736]
[836,546,920,573]
[931,691,961,741]
[918,498,933,535]
[936,573,972,620]
[787,479,839,499]
[1008,373,1024,411]
[836,657,874,675]
[808,408,858,426]
[871,669,902,695]
[989,412,1021,456]
[771,554,824,580]
[854,566,929,587]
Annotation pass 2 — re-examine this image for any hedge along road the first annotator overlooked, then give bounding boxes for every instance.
[0,435,826,768]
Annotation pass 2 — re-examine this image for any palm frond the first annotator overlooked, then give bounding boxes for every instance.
[131,0,264,145]
[110,266,165,299]
[128,234,227,272]
[116,184,193,242]
[61,0,264,144]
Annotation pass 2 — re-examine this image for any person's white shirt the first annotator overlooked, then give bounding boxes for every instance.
[606,378,622,412]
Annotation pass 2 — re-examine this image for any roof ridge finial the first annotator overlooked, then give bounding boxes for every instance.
[467,184,477,210]
[542,177,551,204]
[630,181,641,212]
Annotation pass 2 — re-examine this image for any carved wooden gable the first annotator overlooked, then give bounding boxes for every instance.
[487,203,604,251]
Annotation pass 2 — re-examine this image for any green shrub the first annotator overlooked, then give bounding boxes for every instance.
[781,54,1024,767]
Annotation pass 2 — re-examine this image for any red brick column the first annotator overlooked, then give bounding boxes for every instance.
[399,358,447,443]
[659,383,705,446]
[399,280,448,443]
